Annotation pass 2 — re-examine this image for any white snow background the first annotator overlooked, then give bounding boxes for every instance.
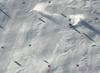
[0,0,100,73]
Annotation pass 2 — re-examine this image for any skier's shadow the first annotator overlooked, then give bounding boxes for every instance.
[71,25,81,34]
[82,33,94,42]
[72,26,94,42]
[80,20,100,35]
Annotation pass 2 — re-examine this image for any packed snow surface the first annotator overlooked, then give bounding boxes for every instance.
[0,0,100,73]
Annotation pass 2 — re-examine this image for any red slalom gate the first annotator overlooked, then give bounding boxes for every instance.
[48,65,51,68]
[69,19,71,21]
[76,64,79,67]
[95,18,99,20]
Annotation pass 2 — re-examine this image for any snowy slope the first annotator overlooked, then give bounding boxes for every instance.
[0,0,100,73]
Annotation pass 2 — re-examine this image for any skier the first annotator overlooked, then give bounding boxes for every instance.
[69,23,73,28]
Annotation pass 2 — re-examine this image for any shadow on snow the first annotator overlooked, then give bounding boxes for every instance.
[14,61,22,67]
[82,33,95,42]
[80,20,100,36]
[0,8,11,19]
[61,13,67,18]
[0,25,4,30]
[72,26,81,34]
[39,18,45,23]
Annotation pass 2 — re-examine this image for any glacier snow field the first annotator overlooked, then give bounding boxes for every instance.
[0,0,100,73]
